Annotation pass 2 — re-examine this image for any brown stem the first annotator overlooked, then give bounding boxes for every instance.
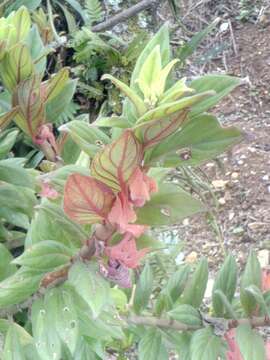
[125,315,270,332]
[91,0,161,32]
[40,223,115,289]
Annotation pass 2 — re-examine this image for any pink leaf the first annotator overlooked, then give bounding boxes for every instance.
[39,181,59,199]
[108,191,137,230]
[129,167,158,207]
[266,340,270,360]
[34,123,58,155]
[225,329,243,360]
[106,233,148,269]
[262,268,270,292]
[63,174,115,224]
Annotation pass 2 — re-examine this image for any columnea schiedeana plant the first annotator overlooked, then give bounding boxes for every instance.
[1,6,270,360]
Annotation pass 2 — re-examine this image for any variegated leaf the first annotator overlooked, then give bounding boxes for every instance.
[91,130,143,192]
[12,75,44,138]
[0,107,19,130]
[136,109,188,149]
[42,68,70,102]
[0,44,34,93]
[63,173,115,224]
[136,91,215,125]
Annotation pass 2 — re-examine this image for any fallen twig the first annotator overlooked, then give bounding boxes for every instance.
[91,0,161,32]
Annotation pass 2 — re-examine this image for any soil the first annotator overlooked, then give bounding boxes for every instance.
[158,2,270,270]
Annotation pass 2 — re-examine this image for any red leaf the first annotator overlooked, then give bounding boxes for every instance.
[105,233,148,268]
[137,109,188,149]
[91,130,143,192]
[63,174,115,224]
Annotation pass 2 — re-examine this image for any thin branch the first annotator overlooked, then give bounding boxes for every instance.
[40,223,115,288]
[91,0,161,32]
[125,315,270,332]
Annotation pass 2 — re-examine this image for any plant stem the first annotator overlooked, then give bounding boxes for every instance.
[124,315,270,331]
[91,0,161,32]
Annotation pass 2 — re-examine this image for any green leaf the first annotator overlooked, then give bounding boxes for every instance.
[68,261,111,318]
[110,287,127,311]
[136,233,163,250]
[139,328,168,360]
[212,290,237,320]
[167,331,191,360]
[44,68,70,103]
[0,268,42,308]
[168,304,202,327]
[162,264,190,302]
[180,258,208,308]
[178,19,219,63]
[240,250,262,315]
[0,243,17,281]
[78,305,124,341]
[145,114,242,167]
[0,129,19,158]
[130,24,170,92]
[0,320,33,345]
[55,1,77,34]
[245,285,269,316]
[159,77,194,104]
[212,254,237,316]
[26,200,87,249]
[190,327,226,360]
[13,240,74,272]
[94,116,131,129]
[136,45,162,101]
[0,44,34,93]
[190,75,241,118]
[136,183,204,226]
[26,25,47,74]
[63,0,87,22]
[124,24,170,122]
[5,0,41,12]
[9,6,31,42]
[236,324,266,360]
[0,158,35,188]
[73,338,101,360]
[0,182,36,218]
[59,120,110,158]
[45,79,77,123]
[154,292,173,316]
[49,287,79,355]
[102,74,147,117]
[136,91,215,124]
[134,263,154,314]
[31,297,62,360]
[3,324,26,360]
